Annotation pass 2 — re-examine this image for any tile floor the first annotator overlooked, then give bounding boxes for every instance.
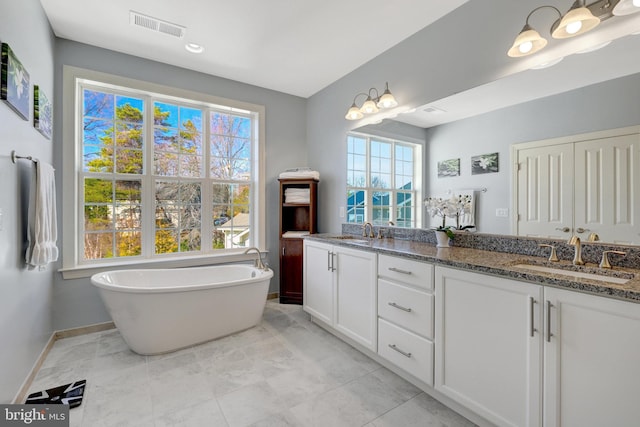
[28,301,476,427]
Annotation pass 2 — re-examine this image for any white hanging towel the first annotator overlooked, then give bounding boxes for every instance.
[25,160,58,269]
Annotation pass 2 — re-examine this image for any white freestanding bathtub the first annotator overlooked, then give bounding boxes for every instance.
[91,264,273,355]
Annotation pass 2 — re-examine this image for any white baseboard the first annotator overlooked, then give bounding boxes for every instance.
[12,321,115,404]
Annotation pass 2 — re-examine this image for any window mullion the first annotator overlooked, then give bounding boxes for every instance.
[365,136,373,223]
[201,109,212,253]
[390,141,397,224]
[143,94,155,258]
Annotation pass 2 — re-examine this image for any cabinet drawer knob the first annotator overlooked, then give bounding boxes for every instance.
[388,302,412,313]
[388,267,412,275]
[388,344,412,358]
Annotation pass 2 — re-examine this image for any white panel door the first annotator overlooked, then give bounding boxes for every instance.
[334,246,377,351]
[516,144,574,239]
[302,240,334,325]
[574,133,640,245]
[544,287,640,427]
[435,266,542,427]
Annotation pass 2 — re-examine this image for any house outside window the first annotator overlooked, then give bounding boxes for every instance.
[61,67,265,276]
[346,133,422,228]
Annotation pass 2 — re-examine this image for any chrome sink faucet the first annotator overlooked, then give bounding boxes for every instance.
[567,236,584,265]
[362,222,374,238]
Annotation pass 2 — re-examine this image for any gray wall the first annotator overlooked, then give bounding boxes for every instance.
[0,0,55,403]
[52,40,308,330]
[426,72,640,235]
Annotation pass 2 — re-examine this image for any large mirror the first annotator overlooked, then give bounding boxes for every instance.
[354,29,640,246]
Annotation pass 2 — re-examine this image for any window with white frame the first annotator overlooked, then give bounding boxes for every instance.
[346,133,422,228]
[66,73,263,269]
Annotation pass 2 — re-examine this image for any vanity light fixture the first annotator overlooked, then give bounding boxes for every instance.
[613,0,640,15]
[345,82,398,120]
[508,1,605,58]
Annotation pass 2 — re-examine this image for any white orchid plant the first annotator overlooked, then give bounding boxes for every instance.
[424,194,473,239]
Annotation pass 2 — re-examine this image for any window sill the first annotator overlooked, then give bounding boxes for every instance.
[59,250,269,280]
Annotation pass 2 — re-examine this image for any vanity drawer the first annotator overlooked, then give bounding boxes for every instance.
[378,318,433,386]
[378,279,433,339]
[378,254,433,290]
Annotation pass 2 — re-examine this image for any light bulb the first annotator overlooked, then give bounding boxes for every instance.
[519,41,533,54]
[566,20,583,34]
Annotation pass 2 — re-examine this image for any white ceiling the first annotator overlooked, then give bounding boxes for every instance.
[39,0,640,128]
[39,0,467,98]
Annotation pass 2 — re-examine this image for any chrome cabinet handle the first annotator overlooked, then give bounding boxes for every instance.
[388,267,412,275]
[529,297,538,337]
[555,227,570,233]
[388,302,412,313]
[327,251,331,271]
[388,344,412,358]
[546,300,554,343]
[575,227,590,234]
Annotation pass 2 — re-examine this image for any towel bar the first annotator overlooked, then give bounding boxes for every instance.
[11,150,35,164]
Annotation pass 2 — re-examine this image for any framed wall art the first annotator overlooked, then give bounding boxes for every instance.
[1,43,30,120]
[471,152,499,175]
[437,158,460,178]
[34,85,52,139]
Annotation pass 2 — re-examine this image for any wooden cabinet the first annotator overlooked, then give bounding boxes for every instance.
[543,287,640,427]
[377,255,435,386]
[279,239,303,304]
[302,240,377,351]
[435,266,543,427]
[435,266,640,427]
[279,178,318,304]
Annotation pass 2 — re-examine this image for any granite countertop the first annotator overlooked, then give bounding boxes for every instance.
[306,233,640,304]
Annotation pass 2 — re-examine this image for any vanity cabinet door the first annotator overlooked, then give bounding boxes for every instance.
[334,246,377,351]
[435,266,543,427]
[543,287,640,427]
[302,240,334,324]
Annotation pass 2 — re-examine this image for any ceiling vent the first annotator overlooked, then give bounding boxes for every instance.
[130,11,185,38]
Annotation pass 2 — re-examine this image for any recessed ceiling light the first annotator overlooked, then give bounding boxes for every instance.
[531,56,564,69]
[185,43,204,54]
[576,40,612,54]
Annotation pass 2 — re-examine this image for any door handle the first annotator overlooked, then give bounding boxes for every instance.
[555,227,570,233]
[546,300,554,343]
[575,227,590,234]
[529,297,538,337]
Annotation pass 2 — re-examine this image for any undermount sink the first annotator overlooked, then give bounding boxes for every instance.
[331,235,371,245]
[512,263,633,285]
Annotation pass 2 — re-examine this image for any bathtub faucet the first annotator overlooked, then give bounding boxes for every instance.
[244,247,267,270]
